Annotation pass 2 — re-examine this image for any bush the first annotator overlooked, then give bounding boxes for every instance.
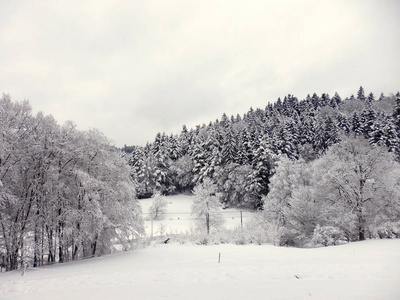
[277,227,301,247]
[371,221,400,239]
[311,225,345,247]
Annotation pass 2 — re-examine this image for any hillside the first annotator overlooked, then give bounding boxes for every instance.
[129,89,400,208]
[128,91,400,247]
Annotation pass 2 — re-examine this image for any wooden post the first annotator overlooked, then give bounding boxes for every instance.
[218,252,221,263]
[240,209,243,229]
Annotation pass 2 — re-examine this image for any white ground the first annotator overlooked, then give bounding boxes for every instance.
[1,240,399,299]
[1,195,399,299]
[140,194,253,236]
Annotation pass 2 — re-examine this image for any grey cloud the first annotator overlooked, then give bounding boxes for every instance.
[1,0,399,147]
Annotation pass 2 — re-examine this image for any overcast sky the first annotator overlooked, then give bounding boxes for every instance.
[1,0,399,147]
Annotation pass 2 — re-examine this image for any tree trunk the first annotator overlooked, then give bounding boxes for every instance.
[47,226,55,263]
[33,222,40,267]
[10,249,19,271]
[206,213,210,235]
[91,234,98,256]
[358,179,366,241]
[33,233,38,267]
[358,214,366,241]
[72,243,79,260]
[41,223,45,266]
[58,223,64,263]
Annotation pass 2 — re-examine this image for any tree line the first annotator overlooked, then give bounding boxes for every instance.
[0,95,143,271]
[128,87,400,204]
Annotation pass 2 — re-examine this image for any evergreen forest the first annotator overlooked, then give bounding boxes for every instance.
[129,88,398,201]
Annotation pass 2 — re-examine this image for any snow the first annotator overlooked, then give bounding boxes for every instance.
[1,195,399,299]
[140,194,253,236]
[0,240,399,299]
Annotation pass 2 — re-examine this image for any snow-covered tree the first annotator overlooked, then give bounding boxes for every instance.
[192,178,224,234]
[357,86,366,102]
[149,193,168,220]
[312,136,400,241]
[262,156,313,245]
[251,139,277,200]
[217,163,258,208]
[0,95,144,270]
[169,155,195,193]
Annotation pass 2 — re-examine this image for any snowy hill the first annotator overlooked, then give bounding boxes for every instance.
[1,239,399,299]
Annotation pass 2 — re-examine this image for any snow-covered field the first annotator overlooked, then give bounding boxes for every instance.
[1,195,399,299]
[140,194,253,236]
[1,240,399,299]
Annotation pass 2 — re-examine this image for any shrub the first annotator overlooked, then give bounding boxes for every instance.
[311,225,345,247]
[372,221,400,239]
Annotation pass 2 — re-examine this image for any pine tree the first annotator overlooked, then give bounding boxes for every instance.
[370,116,399,153]
[151,133,169,193]
[361,109,376,139]
[237,128,251,165]
[220,113,230,130]
[201,129,222,180]
[367,92,375,104]
[251,139,277,201]
[221,126,239,164]
[337,114,351,135]
[275,98,283,114]
[357,86,366,102]
[282,94,298,117]
[352,112,363,136]
[191,136,209,184]
[278,121,299,159]
[167,134,180,161]
[324,116,339,148]
[330,92,342,108]
[393,95,400,131]
[311,93,320,109]
[320,93,330,107]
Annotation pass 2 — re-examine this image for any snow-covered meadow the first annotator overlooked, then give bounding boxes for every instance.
[1,194,399,299]
[140,194,252,236]
[1,239,399,299]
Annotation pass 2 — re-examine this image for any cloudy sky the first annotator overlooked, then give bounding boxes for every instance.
[1,0,399,146]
